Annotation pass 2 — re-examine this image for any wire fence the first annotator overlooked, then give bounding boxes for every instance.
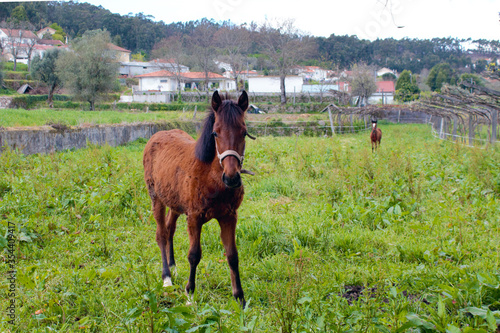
[245,114,500,149]
[246,120,372,137]
[429,120,500,148]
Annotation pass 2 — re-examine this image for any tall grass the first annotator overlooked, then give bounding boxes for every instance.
[1,124,499,332]
[0,109,199,127]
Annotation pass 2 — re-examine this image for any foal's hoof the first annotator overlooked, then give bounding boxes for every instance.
[185,293,194,306]
[163,277,172,287]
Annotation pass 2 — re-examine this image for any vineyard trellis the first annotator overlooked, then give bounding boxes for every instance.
[317,83,500,147]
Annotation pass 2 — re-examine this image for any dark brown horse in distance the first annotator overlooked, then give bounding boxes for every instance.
[370,120,382,152]
[143,91,252,306]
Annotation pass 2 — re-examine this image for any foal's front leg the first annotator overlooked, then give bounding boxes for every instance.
[218,214,246,307]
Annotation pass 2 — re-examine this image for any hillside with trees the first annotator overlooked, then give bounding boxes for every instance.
[0,1,498,75]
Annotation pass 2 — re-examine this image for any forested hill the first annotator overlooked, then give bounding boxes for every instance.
[0,1,498,73]
[0,1,191,53]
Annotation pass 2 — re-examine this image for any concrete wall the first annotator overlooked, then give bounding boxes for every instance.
[0,122,197,155]
[248,76,303,94]
[139,77,177,92]
[133,91,171,103]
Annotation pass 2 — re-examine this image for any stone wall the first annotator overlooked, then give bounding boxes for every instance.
[0,97,13,109]
[0,122,198,155]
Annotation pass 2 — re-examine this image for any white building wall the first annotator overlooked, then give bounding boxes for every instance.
[139,77,177,92]
[248,76,303,94]
[368,92,394,105]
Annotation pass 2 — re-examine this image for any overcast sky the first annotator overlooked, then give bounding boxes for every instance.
[80,0,497,41]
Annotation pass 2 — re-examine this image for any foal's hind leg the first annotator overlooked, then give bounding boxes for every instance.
[154,202,179,287]
[185,215,203,298]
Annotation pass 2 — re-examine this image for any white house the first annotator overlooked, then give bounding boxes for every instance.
[377,67,398,78]
[248,76,303,94]
[36,26,57,39]
[135,70,179,92]
[295,66,332,82]
[31,44,68,59]
[119,59,189,77]
[135,70,233,92]
[0,28,38,63]
[181,72,233,91]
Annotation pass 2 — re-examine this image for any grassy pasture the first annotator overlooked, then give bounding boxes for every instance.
[0,109,333,128]
[0,109,196,128]
[1,123,500,332]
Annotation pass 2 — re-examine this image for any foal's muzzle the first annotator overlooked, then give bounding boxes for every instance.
[222,171,242,189]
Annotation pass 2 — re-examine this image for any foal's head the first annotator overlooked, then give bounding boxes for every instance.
[371,119,378,129]
[196,90,249,188]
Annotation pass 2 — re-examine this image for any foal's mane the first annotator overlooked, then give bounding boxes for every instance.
[195,93,245,163]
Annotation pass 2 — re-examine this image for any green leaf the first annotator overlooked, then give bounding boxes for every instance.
[460,307,487,318]
[0,234,7,248]
[298,296,312,304]
[394,204,402,215]
[438,295,445,319]
[446,324,461,333]
[406,313,435,329]
[486,310,498,329]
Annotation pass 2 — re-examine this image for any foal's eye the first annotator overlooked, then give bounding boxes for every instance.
[212,131,218,137]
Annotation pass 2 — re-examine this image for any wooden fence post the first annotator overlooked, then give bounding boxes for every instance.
[491,108,498,143]
[452,116,458,141]
[468,116,475,146]
[327,105,335,135]
[439,117,444,139]
[338,113,342,134]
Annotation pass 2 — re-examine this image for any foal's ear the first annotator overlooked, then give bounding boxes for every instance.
[238,90,249,112]
[212,90,222,112]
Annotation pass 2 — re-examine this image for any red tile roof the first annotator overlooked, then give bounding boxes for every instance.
[33,44,68,51]
[182,72,224,79]
[376,81,395,93]
[135,70,176,78]
[107,43,131,53]
[0,28,38,39]
[135,70,225,80]
[38,39,65,46]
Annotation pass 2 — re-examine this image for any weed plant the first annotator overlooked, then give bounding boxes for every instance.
[1,124,499,332]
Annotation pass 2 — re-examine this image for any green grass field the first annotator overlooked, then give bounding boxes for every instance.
[0,109,334,128]
[0,109,198,128]
[1,123,499,332]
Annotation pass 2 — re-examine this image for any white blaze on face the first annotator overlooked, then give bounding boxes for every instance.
[372,122,376,129]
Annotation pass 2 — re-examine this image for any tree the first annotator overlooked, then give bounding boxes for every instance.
[259,19,314,104]
[49,23,66,43]
[214,23,251,91]
[0,21,36,71]
[131,51,146,62]
[426,62,455,92]
[10,5,27,23]
[350,63,377,106]
[459,73,485,90]
[151,35,188,96]
[394,70,420,102]
[31,48,63,107]
[56,30,119,110]
[25,32,38,72]
[0,62,4,89]
[187,19,218,99]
